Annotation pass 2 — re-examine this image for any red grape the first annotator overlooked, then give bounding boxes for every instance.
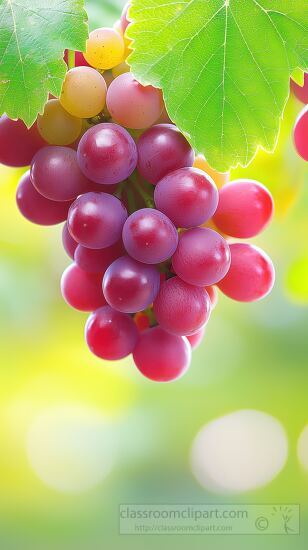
[217,243,275,302]
[293,106,308,161]
[153,277,211,336]
[187,327,206,350]
[206,285,218,309]
[290,73,308,104]
[120,2,130,32]
[16,171,71,225]
[64,50,90,68]
[77,123,137,184]
[213,179,274,238]
[122,208,178,264]
[154,167,218,227]
[62,222,78,259]
[31,146,90,201]
[74,240,124,273]
[103,255,160,313]
[61,263,106,311]
[85,305,138,360]
[133,326,191,382]
[67,192,128,249]
[172,227,231,287]
[0,115,45,167]
[137,124,194,184]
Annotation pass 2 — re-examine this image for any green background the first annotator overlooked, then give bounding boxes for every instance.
[0,1,307,548]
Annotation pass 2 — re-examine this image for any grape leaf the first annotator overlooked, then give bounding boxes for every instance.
[127,0,308,171]
[0,0,88,127]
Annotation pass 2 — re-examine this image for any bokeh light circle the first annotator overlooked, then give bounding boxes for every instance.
[191,409,288,493]
[27,404,115,493]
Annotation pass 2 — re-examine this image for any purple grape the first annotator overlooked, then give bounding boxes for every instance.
[31,146,90,201]
[122,208,178,264]
[102,255,160,313]
[137,124,194,184]
[77,123,138,184]
[67,192,128,249]
[154,167,219,227]
[74,240,124,273]
[62,222,78,259]
[16,171,72,226]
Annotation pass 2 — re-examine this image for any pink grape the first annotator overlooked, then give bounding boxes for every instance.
[85,305,138,360]
[133,326,191,382]
[62,222,78,259]
[154,167,218,227]
[103,255,160,313]
[107,73,163,129]
[290,73,308,104]
[153,277,211,336]
[213,179,274,238]
[137,124,195,184]
[30,146,90,201]
[172,227,231,287]
[16,171,71,225]
[187,327,206,350]
[122,208,178,264]
[293,106,308,161]
[77,123,137,184]
[61,263,106,311]
[120,2,130,32]
[74,240,124,273]
[67,192,128,249]
[0,115,45,167]
[217,243,275,302]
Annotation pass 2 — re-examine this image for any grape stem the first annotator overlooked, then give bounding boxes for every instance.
[129,172,154,208]
[144,307,157,327]
[67,50,75,70]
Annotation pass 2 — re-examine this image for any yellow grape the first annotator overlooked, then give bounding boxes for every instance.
[37,99,82,145]
[112,61,130,78]
[193,155,229,188]
[60,67,107,118]
[84,27,125,70]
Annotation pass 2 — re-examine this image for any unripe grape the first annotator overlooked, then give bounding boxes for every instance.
[217,243,275,302]
[37,99,82,145]
[107,73,163,129]
[60,67,107,118]
[133,326,191,382]
[213,179,274,238]
[84,27,125,70]
[293,105,308,161]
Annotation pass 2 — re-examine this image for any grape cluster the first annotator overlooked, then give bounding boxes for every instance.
[0,4,276,382]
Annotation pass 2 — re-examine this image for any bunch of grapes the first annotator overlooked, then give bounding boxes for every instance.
[0,4,276,382]
[291,72,308,162]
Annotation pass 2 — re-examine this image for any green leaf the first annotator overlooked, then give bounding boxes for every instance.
[291,68,305,86]
[127,0,308,171]
[0,0,88,127]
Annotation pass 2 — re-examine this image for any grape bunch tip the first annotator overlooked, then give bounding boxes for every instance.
[1,3,281,383]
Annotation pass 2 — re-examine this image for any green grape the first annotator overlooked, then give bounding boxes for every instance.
[84,27,125,70]
[60,67,107,119]
[37,99,82,145]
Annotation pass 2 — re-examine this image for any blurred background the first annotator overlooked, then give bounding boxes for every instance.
[0,1,307,548]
